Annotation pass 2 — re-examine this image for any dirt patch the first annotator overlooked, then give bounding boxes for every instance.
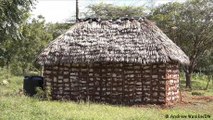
[192,96,213,102]
[132,91,213,108]
[177,91,213,107]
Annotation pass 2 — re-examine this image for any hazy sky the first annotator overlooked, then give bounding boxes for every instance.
[31,0,186,23]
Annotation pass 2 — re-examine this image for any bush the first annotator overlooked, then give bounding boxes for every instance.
[34,86,52,101]
[10,62,23,76]
[191,91,204,96]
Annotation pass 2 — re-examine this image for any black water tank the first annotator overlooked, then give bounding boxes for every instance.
[23,76,44,96]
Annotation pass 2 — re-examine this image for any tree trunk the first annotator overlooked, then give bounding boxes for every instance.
[185,71,192,89]
[205,75,212,90]
[184,64,194,89]
[5,59,10,80]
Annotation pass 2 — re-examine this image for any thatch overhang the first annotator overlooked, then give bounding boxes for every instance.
[37,18,190,65]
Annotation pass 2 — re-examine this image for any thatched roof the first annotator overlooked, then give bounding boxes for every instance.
[37,18,190,65]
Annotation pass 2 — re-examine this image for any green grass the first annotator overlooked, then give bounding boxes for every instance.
[180,72,213,96]
[0,70,213,120]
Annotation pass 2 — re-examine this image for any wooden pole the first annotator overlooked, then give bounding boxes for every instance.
[76,0,79,22]
[41,65,44,76]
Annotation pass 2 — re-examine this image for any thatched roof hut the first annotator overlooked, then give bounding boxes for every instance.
[37,18,189,65]
[37,18,189,105]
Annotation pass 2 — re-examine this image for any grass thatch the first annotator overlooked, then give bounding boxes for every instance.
[37,18,189,65]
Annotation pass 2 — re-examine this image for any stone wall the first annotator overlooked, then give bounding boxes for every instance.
[43,62,180,105]
[165,63,180,104]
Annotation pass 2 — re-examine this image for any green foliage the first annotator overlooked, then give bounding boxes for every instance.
[0,0,35,42]
[46,22,72,39]
[34,87,43,99]
[2,16,53,75]
[10,62,23,75]
[0,0,36,74]
[85,3,145,19]
[151,0,213,70]
[15,16,53,74]
[180,72,213,88]
[34,86,52,101]
[149,2,183,39]
[150,0,213,88]
[191,91,204,96]
[196,48,213,73]
[0,15,71,75]
[44,86,52,101]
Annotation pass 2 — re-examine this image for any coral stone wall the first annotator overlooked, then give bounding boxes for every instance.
[165,63,180,104]
[43,62,179,105]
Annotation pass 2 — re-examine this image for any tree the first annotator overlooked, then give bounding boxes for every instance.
[1,15,53,75]
[148,2,183,41]
[150,0,213,88]
[84,3,145,19]
[0,0,35,43]
[0,0,35,69]
[11,16,53,75]
[46,22,72,40]
[8,16,72,75]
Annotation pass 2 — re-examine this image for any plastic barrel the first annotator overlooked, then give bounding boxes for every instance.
[23,76,44,96]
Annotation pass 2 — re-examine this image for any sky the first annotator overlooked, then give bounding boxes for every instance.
[31,0,186,23]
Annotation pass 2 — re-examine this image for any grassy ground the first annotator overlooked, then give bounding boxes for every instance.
[0,70,213,120]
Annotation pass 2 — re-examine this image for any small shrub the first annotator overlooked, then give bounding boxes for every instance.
[34,87,45,100]
[34,86,52,101]
[44,86,52,101]
[191,91,204,96]
[10,63,23,76]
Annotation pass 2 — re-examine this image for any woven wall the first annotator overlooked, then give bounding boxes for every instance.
[43,62,180,105]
